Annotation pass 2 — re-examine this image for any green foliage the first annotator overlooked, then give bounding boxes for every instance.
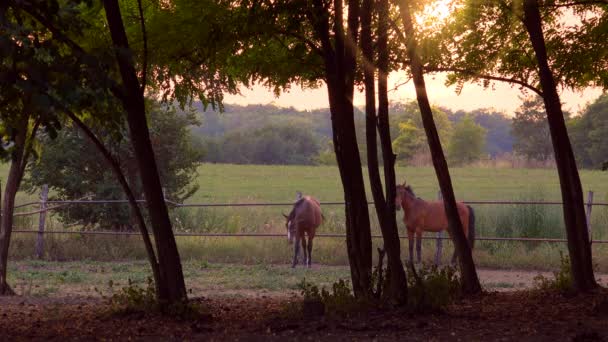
[448,114,486,165]
[437,1,607,95]
[407,264,461,312]
[98,277,204,318]
[25,101,201,230]
[99,277,158,313]
[203,122,320,165]
[392,120,426,164]
[391,102,453,164]
[569,94,608,169]
[512,96,554,162]
[533,251,573,293]
[297,278,359,316]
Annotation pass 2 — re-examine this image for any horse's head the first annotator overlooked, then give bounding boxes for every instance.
[283,213,296,244]
[395,181,415,210]
[395,181,407,211]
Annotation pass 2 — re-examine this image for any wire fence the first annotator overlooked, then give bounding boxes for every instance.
[8,187,608,259]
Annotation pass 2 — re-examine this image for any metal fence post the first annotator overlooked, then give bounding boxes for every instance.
[435,190,443,265]
[586,190,594,245]
[35,185,49,259]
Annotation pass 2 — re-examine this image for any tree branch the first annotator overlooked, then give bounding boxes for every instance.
[16,2,127,102]
[425,67,544,97]
[542,0,608,7]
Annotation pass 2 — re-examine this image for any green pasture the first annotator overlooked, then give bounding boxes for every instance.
[5,163,608,271]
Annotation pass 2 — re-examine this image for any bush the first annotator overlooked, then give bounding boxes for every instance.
[297,278,359,316]
[533,251,573,293]
[97,277,204,318]
[407,264,461,312]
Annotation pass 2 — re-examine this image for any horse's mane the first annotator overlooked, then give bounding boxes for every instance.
[287,197,306,220]
[405,185,416,197]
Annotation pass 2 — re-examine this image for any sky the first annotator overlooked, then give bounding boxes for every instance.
[224,72,604,116]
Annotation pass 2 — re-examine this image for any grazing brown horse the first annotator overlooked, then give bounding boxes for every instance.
[395,182,475,264]
[283,196,322,268]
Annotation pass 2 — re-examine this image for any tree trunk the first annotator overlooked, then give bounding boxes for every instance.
[522,0,596,292]
[308,0,373,298]
[361,0,407,304]
[0,120,28,295]
[398,0,481,294]
[64,109,162,296]
[103,0,187,305]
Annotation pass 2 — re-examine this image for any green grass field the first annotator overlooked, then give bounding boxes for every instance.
[5,163,608,271]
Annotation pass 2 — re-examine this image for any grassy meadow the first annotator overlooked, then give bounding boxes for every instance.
[6,163,608,272]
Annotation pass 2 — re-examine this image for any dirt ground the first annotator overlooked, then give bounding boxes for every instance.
[2,268,608,341]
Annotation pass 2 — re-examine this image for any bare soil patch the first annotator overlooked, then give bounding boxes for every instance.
[2,288,608,341]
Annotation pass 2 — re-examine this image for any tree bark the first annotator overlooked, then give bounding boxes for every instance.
[522,0,596,292]
[0,119,28,295]
[103,0,187,305]
[398,0,481,294]
[361,0,407,304]
[308,0,373,298]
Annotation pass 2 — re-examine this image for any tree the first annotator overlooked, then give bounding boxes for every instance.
[569,93,608,169]
[435,0,604,292]
[5,0,195,304]
[392,120,425,163]
[521,0,597,291]
[362,0,407,304]
[0,2,68,295]
[306,0,374,297]
[512,96,554,162]
[448,114,486,165]
[102,0,189,304]
[25,103,202,230]
[391,104,453,165]
[397,0,482,294]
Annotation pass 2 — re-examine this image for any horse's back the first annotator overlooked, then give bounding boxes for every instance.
[293,196,322,229]
[419,200,469,232]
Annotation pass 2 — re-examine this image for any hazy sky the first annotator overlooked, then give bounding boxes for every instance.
[225,72,604,116]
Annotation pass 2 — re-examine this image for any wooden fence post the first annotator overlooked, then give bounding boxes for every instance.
[435,190,443,265]
[585,190,594,245]
[35,185,49,259]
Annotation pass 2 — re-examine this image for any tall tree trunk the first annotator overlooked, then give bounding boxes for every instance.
[361,0,407,304]
[522,0,596,292]
[103,0,187,305]
[0,119,29,295]
[398,0,481,294]
[64,109,162,296]
[309,0,373,297]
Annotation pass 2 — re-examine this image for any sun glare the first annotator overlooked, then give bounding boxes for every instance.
[415,0,456,29]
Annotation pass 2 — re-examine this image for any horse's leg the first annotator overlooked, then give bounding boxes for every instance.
[435,230,443,266]
[307,238,313,268]
[301,237,307,267]
[416,230,422,264]
[292,235,301,268]
[407,229,414,264]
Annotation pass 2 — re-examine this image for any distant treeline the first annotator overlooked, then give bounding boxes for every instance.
[190,102,512,165]
[189,93,608,169]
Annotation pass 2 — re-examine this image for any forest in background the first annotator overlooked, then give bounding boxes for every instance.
[190,93,608,168]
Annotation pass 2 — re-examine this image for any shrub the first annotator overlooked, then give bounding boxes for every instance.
[97,277,204,318]
[533,251,573,293]
[297,278,359,316]
[407,264,461,312]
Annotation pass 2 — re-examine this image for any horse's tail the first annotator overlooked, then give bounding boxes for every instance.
[467,205,475,249]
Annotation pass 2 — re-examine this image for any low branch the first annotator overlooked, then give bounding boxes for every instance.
[542,0,608,7]
[425,67,544,97]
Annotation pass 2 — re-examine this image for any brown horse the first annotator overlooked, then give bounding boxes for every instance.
[283,196,322,268]
[395,183,475,264]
